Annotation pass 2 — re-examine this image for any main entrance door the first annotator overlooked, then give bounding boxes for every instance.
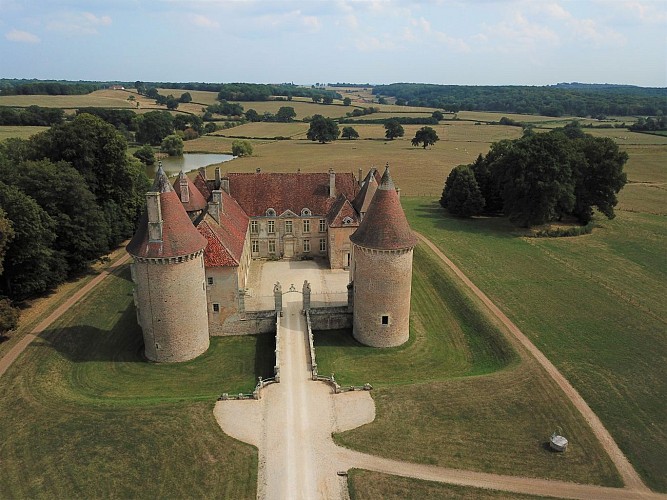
[284,239,294,258]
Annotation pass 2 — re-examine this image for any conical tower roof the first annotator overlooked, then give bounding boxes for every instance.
[352,167,378,215]
[350,164,417,251]
[127,165,207,258]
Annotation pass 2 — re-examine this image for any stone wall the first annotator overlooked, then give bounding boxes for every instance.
[210,310,276,336]
[133,252,210,362]
[328,226,356,270]
[309,306,352,331]
[352,246,414,348]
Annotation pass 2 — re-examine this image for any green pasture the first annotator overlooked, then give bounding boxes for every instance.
[348,470,549,499]
[319,244,620,486]
[0,125,48,140]
[402,199,667,491]
[0,267,271,498]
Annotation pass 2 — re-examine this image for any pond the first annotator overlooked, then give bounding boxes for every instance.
[145,153,235,178]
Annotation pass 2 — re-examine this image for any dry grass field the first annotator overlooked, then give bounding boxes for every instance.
[158,88,219,106]
[0,89,137,109]
[213,122,309,139]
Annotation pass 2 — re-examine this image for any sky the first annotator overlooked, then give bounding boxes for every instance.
[1,0,665,87]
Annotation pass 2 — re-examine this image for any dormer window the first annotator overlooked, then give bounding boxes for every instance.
[343,216,353,225]
[266,208,276,217]
[301,208,312,216]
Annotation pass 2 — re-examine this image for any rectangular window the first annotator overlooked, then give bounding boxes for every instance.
[319,219,326,232]
[381,315,389,325]
[207,277,213,285]
[268,220,275,234]
[251,240,259,253]
[303,239,310,253]
[285,220,293,234]
[303,219,310,233]
[319,238,326,252]
[250,220,259,234]
[268,240,276,253]
[213,303,220,313]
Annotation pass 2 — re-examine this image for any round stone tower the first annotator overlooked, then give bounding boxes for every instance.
[127,165,210,362]
[349,164,418,348]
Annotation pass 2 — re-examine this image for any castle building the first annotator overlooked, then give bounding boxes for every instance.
[127,163,415,362]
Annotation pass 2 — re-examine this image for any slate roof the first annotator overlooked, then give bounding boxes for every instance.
[197,188,249,267]
[352,167,379,215]
[327,194,360,228]
[193,170,212,201]
[173,171,207,212]
[127,166,207,259]
[225,172,358,217]
[350,166,417,251]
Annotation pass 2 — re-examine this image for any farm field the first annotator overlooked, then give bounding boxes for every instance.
[0,89,137,108]
[0,267,272,498]
[0,125,48,140]
[317,245,621,486]
[401,199,666,492]
[348,470,548,500]
[214,121,309,139]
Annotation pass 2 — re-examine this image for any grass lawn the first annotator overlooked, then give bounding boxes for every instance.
[0,125,49,140]
[348,470,549,499]
[320,244,621,486]
[0,266,273,498]
[402,198,667,492]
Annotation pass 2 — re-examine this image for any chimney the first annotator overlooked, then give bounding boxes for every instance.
[215,167,221,189]
[329,168,336,198]
[198,167,207,179]
[358,168,362,187]
[179,176,189,203]
[220,176,230,194]
[146,192,163,242]
[208,190,223,223]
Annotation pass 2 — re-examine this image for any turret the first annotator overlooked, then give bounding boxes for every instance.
[349,164,417,347]
[127,165,210,362]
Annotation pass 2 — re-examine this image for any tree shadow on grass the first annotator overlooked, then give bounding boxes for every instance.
[408,199,524,240]
[38,304,145,363]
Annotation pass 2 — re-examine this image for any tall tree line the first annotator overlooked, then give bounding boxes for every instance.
[0,114,150,333]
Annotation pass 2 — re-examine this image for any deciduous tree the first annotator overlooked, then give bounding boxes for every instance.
[384,120,404,140]
[440,165,485,217]
[161,135,184,156]
[306,115,340,143]
[341,126,359,140]
[411,126,439,148]
[232,140,253,157]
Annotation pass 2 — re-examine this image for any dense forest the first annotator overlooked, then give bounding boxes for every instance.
[0,79,102,96]
[0,114,150,332]
[373,83,666,117]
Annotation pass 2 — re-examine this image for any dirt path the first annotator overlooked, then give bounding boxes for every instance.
[415,232,649,492]
[0,252,131,379]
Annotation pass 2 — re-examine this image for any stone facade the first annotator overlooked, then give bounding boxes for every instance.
[132,251,210,362]
[248,214,329,260]
[351,246,414,347]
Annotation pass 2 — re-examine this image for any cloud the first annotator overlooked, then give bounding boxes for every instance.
[5,29,40,43]
[189,13,219,28]
[538,2,626,47]
[620,1,667,24]
[354,35,395,52]
[477,12,560,53]
[407,16,470,52]
[47,12,112,36]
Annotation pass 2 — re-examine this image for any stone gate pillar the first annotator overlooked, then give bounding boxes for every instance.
[302,280,311,312]
[273,282,282,314]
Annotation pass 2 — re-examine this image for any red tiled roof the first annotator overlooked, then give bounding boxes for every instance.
[197,189,249,267]
[127,190,208,258]
[327,194,360,228]
[350,166,417,251]
[226,172,358,217]
[173,171,207,212]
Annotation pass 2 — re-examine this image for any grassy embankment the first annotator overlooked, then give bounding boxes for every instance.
[395,188,666,492]
[348,470,549,500]
[316,244,621,486]
[0,266,273,498]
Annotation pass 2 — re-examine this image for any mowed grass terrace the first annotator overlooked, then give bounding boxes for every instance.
[0,267,272,498]
[316,245,621,486]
